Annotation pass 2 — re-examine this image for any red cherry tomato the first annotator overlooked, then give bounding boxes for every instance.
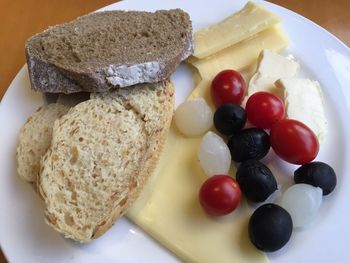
[270,119,319,164]
[199,175,242,216]
[246,92,285,129]
[211,70,246,107]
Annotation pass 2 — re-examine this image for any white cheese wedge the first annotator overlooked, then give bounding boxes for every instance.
[247,49,299,98]
[187,25,290,80]
[193,1,281,59]
[275,78,328,142]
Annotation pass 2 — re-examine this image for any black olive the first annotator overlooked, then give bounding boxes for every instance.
[249,203,293,252]
[213,104,246,135]
[294,161,337,195]
[236,160,277,202]
[227,128,270,162]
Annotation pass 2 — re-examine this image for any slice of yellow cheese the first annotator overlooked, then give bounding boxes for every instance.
[127,81,268,263]
[188,25,289,80]
[193,1,281,59]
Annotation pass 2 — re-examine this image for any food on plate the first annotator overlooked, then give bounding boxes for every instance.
[236,160,277,202]
[227,128,270,162]
[170,31,329,255]
[245,91,285,129]
[249,203,293,252]
[247,49,299,98]
[16,103,69,184]
[281,184,322,228]
[193,2,280,59]
[15,0,335,260]
[128,125,269,263]
[270,119,319,164]
[38,81,174,242]
[174,98,213,136]
[199,175,241,215]
[187,25,289,79]
[127,2,330,261]
[213,104,246,135]
[198,131,231,176]
[275,78,328,142]
[294,162,337,195]
[211,69,246,106]
[26,9,193,93]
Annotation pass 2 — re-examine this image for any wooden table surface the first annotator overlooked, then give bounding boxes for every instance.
[0,0,349,261]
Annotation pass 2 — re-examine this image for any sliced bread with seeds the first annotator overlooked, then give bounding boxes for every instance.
[38,80,174,242]
[16,103,69,184]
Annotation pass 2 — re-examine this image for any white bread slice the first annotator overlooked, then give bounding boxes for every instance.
[16,103,69,184]
[38,80,174,242]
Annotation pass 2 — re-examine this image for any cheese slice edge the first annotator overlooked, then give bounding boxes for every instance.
[188,25,290,80]
[193,1,281,59]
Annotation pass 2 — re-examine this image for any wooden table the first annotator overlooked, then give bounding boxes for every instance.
[0,0,349,262]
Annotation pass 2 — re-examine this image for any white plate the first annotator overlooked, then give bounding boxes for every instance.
[1,0,350,262]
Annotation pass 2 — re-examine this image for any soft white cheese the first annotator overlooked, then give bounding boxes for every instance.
[276,78,328,143]
[247,49,299,98]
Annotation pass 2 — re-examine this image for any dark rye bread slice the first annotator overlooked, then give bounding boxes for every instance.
[26,9,193,93]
